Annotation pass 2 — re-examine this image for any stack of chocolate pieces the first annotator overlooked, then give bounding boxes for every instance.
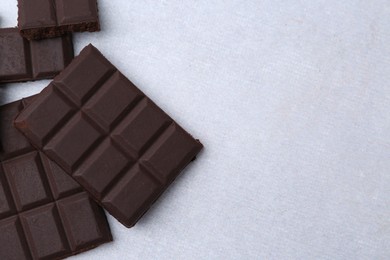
[1,1,203,259]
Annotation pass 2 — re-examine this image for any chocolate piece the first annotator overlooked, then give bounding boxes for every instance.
[18,0,100,40]
[0,28,74,83]
[15,45,203,228]
[0,98,112,260]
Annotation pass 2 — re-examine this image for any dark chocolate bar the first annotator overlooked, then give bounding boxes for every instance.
[0,28,74,83]
[15,45,203,228]
[0,98,112,260]
[18,0,100,40]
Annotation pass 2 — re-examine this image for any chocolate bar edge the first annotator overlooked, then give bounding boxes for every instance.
[19,22,100,41]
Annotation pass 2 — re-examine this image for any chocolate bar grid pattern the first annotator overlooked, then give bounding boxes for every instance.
[0,28,73,83]
[0,101,112,260]
[17,45,203,227]
[18,0,99,39]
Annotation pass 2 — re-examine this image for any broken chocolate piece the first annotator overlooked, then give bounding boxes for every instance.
[18,0,100,40]
[15,44,203,228]
[0,28,74,83]
[0,98,112,260]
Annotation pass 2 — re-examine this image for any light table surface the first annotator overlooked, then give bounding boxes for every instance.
[1,1,389,259]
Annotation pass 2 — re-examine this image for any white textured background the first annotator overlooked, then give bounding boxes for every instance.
[1,1,390,259]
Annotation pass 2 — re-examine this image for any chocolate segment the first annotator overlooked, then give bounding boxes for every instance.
[0,98,112,260]
[0,28,74,83]
[18,0,100,40]
[15,45,203,228]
